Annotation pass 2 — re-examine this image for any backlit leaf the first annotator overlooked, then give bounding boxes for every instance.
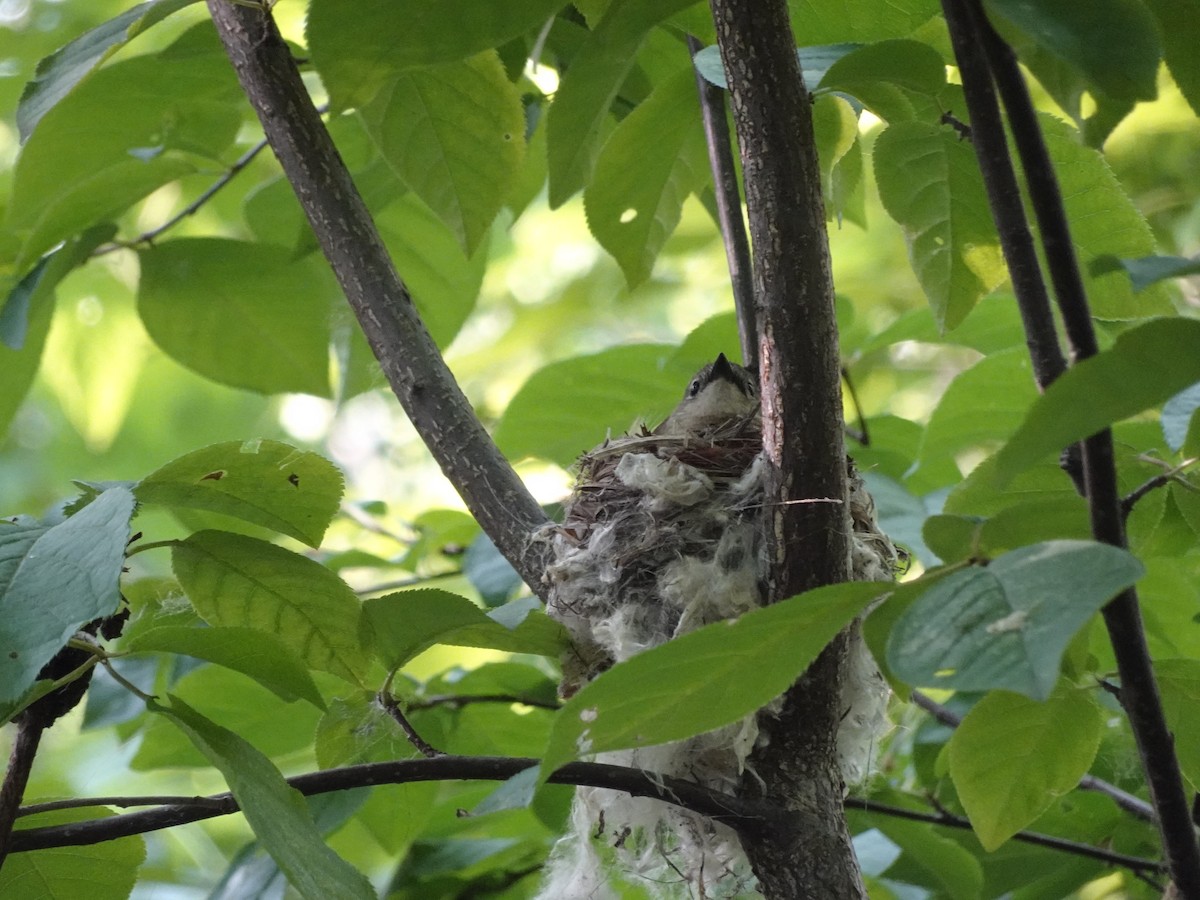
[949,688,1103,849]
[361,52,525,254]
[137,239,338,397]
[874,121,1006,329]
[172,531,368,685]
[584,64,708,287]
[137,440,343,548]
[17,0,200,141]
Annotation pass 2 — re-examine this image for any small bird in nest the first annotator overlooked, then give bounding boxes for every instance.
[538,353,895,900]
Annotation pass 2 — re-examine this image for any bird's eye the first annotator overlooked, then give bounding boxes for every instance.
[686,379,702,398]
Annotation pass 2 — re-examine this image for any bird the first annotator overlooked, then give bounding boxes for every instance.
[538,353,895,900]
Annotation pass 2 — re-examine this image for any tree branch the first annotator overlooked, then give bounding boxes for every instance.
[687,35,756,370]
[9,759,1167,881]
[945,2,1200,891]
[709,0,860,896]
[938,0,1066,392]
[204,0,552,597]
[8,756,779,853]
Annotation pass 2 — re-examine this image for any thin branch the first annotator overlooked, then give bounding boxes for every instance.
[93,135,271,256]
[1121,458,1198,521]
[377,690,442,759]
[948,1,1200,890]
[355,571,462,597]
[846,797,1167,878]
[18,795,226,817]
[8,758,1168,879]
[0,721,43,866]
[911,691,1158,824]
[687,35,756,371]
[938,0,1067,394]
[407,693,560,712]
[205,0,553,598]
[8,756,780,853]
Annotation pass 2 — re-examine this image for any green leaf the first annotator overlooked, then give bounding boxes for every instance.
[462,533,523,607]
[133,663,324,769]
[375,193,488,348]
[0,224,115,437]
[306,0,570,111]
[887,540,1144,699]
[8,26,243,272]
[540,581,885,779]
[136,440,344,548]
[125,625,325,708]
[812,94,859,198]
[1144,0,1200,116]
[16,0,200,141]
[1039,115,1171,318]
[546,0,698,207]
[1163,382,1200,452]
[0,487,134,705]
[494,344,689,467]
[912,349,1038,490]
[137,239,339,397]
[949,688,1103,849]
[984,0,1160,103]
[1106,254,1200,292]
[818,39,946,122]
[1155,657,1200,791]
[788,0,941,43]
[3,808,145,899]
[363,590,567,670]
[153,696,375,900]
[172,530,368,686]
[584,64,708,287]
[361,52,525,254]
[692,42,861,91]
[993,318,1200,484]
[874,121,1006,329]
[315,692,419,767]
[856,795,985,899]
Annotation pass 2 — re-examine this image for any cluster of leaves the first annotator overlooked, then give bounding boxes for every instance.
[1,0,1200,897]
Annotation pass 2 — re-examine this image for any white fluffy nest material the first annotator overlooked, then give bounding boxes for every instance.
[537,421,898,899]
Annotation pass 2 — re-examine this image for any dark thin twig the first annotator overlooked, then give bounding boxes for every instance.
[910,691,1158,824]
[937,0,1066,393]
[377,690,442,759]
[8,756,777,853]
[948,1,1200,891]
[17,795,225,817]
[93,138,269,255]
[8,757,1168,879]
[407,693,560,712]
[0,722,43,866]
[1121,459,1198,522]
[841,366,870,447]
[687,35,756,371]
[846,797,1166,878]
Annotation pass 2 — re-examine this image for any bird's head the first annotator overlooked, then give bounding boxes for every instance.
[655,353,758,436]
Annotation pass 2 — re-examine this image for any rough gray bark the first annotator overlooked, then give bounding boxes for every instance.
[709,0,865,896]
[205,0,552,595]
